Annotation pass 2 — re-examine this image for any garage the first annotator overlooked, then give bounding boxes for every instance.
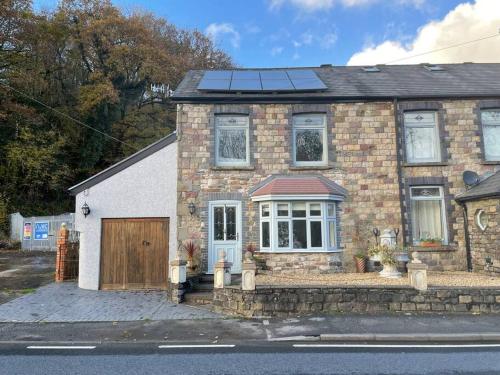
[100,218,169,290]
[69,133,177,291]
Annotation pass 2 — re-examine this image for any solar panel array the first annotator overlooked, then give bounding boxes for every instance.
[197,69,327,92]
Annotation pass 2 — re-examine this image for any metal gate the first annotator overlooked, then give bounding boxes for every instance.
[20,213,75,251]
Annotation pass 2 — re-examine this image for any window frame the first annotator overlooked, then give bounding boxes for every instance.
[481,109,500,162]
[259,201,338,252]
[409,186,448,246]
[260,203,271,249]
[215,115,250,167]
[292,113,328,167]
[404,111,441,164]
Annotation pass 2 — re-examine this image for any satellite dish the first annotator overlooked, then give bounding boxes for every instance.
[463,170,480,187]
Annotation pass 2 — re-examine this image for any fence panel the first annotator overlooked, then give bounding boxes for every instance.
[21,213,75,251]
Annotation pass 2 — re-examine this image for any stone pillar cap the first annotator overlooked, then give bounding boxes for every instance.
[215,260,232,268]
[407,262,428,270]
[170,259,187,266]
[242,261,257,270]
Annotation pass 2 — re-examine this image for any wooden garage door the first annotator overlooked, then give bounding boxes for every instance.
[100,218,169,290]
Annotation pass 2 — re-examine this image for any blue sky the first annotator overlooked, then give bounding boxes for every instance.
[34,0,499,67]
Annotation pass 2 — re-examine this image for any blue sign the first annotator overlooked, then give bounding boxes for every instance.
[34,222,49,240]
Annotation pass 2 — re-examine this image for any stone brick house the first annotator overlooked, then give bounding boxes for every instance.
[455,170,500,274]
[171,63,500,275]
[70,63,500,291]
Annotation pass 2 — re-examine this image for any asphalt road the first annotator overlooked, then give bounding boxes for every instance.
[2,342,500,375]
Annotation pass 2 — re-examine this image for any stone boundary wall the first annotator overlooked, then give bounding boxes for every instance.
[213,285,500,317]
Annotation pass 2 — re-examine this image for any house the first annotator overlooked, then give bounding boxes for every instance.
[70,63,500,291]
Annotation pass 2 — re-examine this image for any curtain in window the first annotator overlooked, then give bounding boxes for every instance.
[412,200,443,240]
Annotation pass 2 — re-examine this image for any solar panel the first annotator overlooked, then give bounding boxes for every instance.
[230,79,262,91]
[232,71,260,80]
[203,70,233,79]
[197,78,231,90]
[261,79,295,91]
[290,78,327,90]
[197,69,327,92]
[260,71,288,80]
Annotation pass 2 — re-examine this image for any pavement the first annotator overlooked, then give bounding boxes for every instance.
[0,283,220,322]
[2,313,500,344]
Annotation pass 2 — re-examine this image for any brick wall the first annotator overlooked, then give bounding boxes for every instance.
[176,99,499,274]
[466,198,500,273]
[213,285,500,318]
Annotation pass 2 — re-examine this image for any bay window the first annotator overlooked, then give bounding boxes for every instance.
[404,111,441,163]
[410,186,448,246]
[481,110,500,161]
[293,114,327,166]
[215,115,249,166]
[259,201,338,252]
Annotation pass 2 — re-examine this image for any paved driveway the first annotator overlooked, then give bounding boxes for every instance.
[0,283,220,322]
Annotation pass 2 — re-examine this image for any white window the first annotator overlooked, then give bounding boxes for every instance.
[481,110,500,161]
[259,201,338,252]
[293,114,328,166]
[410,186,448,246]
[404,112,441,163]
[215,115,249,166]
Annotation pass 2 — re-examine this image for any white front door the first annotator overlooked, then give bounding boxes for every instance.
[208,201,242,274]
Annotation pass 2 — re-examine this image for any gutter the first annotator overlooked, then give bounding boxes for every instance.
[393,98,407,246]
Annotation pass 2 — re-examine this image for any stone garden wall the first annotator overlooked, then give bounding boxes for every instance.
[213,285,500,317]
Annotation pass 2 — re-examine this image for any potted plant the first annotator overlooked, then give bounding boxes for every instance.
[367,244,382,262]
[353,252,367,273]
[183,240,198,271]
[419,238,442,247]
[379,245,401,278]
[393,245,410,273]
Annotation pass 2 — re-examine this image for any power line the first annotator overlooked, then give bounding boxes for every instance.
[0,81,138,151]
[384,31,500,65]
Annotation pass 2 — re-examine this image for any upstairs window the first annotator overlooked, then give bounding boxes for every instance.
[293,114,327,166]
[410,186,448,246]
[404,112,441,163]
[215,115,249,166]
[481,110,500,161]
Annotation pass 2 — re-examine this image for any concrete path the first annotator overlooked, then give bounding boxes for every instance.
[0,283,220,322]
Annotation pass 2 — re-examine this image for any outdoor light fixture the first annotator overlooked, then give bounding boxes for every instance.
[81,202,91,218]
[188,202,196,216]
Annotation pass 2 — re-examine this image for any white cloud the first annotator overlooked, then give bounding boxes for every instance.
[268,0,425,12]
[205,23,241,48]
[347,0,500,65]
[271,46,285,56]
[245,24,261,34]
[301,31,314,45]
[293,51,301,60]
[321,32,338,49]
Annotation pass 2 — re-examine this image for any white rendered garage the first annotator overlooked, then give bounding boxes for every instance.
[69,133,177,290]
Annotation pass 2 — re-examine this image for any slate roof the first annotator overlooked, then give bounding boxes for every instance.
[250,175,347,198]
[455,170,500,202]
[172,63,500,103]
[69,132,177,195]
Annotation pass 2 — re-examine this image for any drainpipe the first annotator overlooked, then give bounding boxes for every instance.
[458,201,473,272]
[393,98,407,247]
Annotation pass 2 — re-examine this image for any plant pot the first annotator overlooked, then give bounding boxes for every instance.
[354,257,366,273]
[420,241,441,248]
[379,263,402,279]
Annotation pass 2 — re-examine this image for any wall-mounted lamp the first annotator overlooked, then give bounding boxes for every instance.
[81,202,91,218]
[188,202,196,216]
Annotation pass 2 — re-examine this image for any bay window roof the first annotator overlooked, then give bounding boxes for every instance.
[250,175,347,200]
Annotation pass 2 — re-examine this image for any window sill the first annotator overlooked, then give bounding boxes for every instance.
[402,162,449,167]
[289,165,332,171]
[481,161,500,165]
[410,245,456,252]
[255,249,342,254]
[211,166,255,171]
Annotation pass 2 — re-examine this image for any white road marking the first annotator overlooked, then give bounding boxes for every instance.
[27,346,96,350]
[158,344,235,349]
[263,320,270,326]
[294,344,500,349]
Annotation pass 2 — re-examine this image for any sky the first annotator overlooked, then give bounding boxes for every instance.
[34,0,500,68]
